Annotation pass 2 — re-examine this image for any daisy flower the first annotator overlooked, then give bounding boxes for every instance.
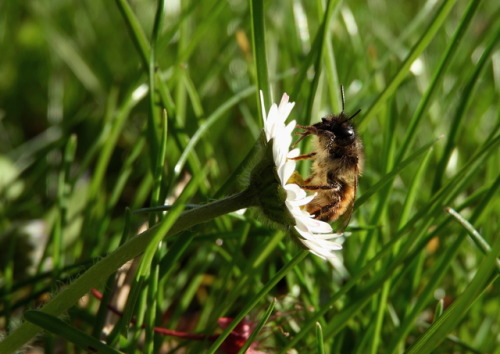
[258,91,344,261]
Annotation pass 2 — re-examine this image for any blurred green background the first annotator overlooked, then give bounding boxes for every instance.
[1,0,497,223]
[1,0,499,352]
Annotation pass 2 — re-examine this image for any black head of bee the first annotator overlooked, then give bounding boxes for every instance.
[293,86,362,150]
[316,110,360,147]
[319,85,361,147]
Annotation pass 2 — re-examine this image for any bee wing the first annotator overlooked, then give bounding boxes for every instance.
[336,174,358,232]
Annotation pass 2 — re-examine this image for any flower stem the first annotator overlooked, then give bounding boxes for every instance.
[167,188,258,236]
[0,188,257,352]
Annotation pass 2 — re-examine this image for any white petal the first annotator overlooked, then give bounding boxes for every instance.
[284,120,296,136]
[278,95,295,122]
[260,91,270,140]
[297,237,341,259]
[286,191,315,206]
[293,216,314,233]
[284,183,306,199]
[278,161,296,185]
[311,233,344,240]
[306,219,334,234]
[273,141,287,168]
[295,214,333,233]
[268,105,281,139]
[285,191,312,207]
[279,93,290,108]
[287,148,301,159]
[314,240,343,251]
[299,236,342,253]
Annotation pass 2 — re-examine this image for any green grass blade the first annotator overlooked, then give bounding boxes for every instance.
[115,0,150,68]
[173,86,254,179]
[52,135,77,274]
[145,0,165,170]
[250,0,270,120]
[386,145,500,351]
[446,205,500,274]
[237,298,275,354]
[207,251,308,353]
[396,0,482,163]
[303,0,340,121]
[361,0,456,126]
[89,84,148,199]
[315,322,325,354]
[368,147,434,353]
[144,3,167,337]
[432,18,500,191]
[356,136,441,209]
[407,237,500,353]
[24,311,121,354]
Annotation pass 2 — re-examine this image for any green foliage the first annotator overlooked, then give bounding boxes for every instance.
[1,0,498,353]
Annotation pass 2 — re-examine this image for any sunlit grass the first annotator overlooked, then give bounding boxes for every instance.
[0,0,498,353]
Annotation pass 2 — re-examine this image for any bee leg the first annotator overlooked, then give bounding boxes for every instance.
[297,184,340,191]
[304,175,315,184]
[319,203,339,220]
[289,152,317,161]
[296,125,320,137]
[292,125,319,147]
[311,203,340,222]
[296,124,318,133]
[292,132,310,147]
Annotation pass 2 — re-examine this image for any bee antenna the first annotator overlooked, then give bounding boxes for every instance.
[341,109,361,123]
[348,109,361,121]
[339,85,361,123]
[340,85,345,112]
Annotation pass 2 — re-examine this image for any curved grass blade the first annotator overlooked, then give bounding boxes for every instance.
[406,236,500,353]
[356,136,441,209]
[315,322,325,354]
[360,0,456,126]
[24,311,121,354]
[432,17,500,191]
[207,251,308,354]
[446,206,500,274]
[173,86,255,178]
[396,0,482,163]
[237,298,275,354]
[250,0,270,111]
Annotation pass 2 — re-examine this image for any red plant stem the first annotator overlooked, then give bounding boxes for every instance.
[91,289,216,340]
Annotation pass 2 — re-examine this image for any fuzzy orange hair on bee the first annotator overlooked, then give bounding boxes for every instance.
[291,86,363,230]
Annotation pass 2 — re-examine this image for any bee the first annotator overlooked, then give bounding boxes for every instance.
[291,86,363,229]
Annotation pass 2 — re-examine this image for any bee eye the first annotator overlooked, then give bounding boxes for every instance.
[333,125,356,146]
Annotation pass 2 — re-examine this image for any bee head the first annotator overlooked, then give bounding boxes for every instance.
[319,109,360,146]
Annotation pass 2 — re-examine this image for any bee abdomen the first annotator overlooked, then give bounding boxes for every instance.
[306,182,355,222]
